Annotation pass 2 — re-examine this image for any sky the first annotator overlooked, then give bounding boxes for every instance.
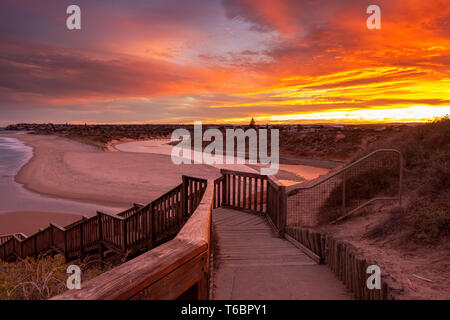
[0,0,449,125]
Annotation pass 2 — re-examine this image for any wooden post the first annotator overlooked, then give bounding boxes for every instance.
[197,273,208,300]
[243,176,247,209]
[189,180,193,217]
[97,212,104,266]
[122,220,128,252]
[181,175,188,219]
[34,236,38,258]
[232,175,236,207]
[219,175,227,207]
[51,226,54,251]
[254,178,258,212]
[260,178,264,213]
[79,224,84,261]
[19,239,23,260]
[147,206,153,250]
[197,253,209,300]
[237,175,241,208]
[278,185,287,237]
[64,230,68,261]
[222,174,226,206]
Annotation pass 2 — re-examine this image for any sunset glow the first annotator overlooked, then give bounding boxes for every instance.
[225,106,450,125]
[1,0,449,125]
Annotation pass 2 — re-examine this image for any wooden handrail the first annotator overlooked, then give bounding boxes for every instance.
[53,179,214,300]
[0,233,27,245]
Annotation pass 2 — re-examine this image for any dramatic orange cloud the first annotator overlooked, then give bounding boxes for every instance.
[0,0,449,125]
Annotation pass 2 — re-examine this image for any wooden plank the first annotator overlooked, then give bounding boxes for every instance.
[131,251,207,300]
[53,239,207,300]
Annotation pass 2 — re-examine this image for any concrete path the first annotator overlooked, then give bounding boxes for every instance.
[211,208,352,300]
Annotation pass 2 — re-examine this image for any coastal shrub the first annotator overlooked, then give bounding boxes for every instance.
[364,206,406,239]
[0,256,67,300]
[355,116,450,241]
[0,255,104,300]
[409,202,449,243]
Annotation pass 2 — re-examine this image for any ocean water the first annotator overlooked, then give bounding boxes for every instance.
[0,137,124,216]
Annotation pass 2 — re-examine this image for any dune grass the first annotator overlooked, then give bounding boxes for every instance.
[355,116,449,243]
[0,255,104,300]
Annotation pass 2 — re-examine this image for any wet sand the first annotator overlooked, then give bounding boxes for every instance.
[0,211,83,236]
[5,134,220,207]
[0,134,330,236]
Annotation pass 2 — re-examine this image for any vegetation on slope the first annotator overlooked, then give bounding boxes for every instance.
[0,255,103,300]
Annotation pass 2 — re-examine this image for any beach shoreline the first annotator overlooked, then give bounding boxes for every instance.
[4,134,220,205]
[0,133,335,236]
[0,133,222,235]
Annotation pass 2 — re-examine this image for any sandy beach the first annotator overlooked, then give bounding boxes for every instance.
[6,134,221,206]
[0,134,221,235]
[0,134,331,236]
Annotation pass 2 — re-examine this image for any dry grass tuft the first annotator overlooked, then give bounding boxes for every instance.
[0,254,105,300]
[358,116,450,243]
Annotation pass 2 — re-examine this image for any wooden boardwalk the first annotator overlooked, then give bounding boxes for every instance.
[211,208,352,300]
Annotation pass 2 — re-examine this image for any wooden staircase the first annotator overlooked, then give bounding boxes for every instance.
[0,175,207,263]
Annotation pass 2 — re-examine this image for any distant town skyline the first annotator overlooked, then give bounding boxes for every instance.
[1,0,449,126]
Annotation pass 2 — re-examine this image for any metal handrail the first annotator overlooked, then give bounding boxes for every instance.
[287,149,403,196]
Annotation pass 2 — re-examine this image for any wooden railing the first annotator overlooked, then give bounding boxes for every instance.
[213,150,402,234]
[266,177,287,237]
[0,176,207,263]
[219,169,268,214]
[0,233,26,246]
[286,149,403,226]
[53,179,214,300]
[214,169,287,236]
